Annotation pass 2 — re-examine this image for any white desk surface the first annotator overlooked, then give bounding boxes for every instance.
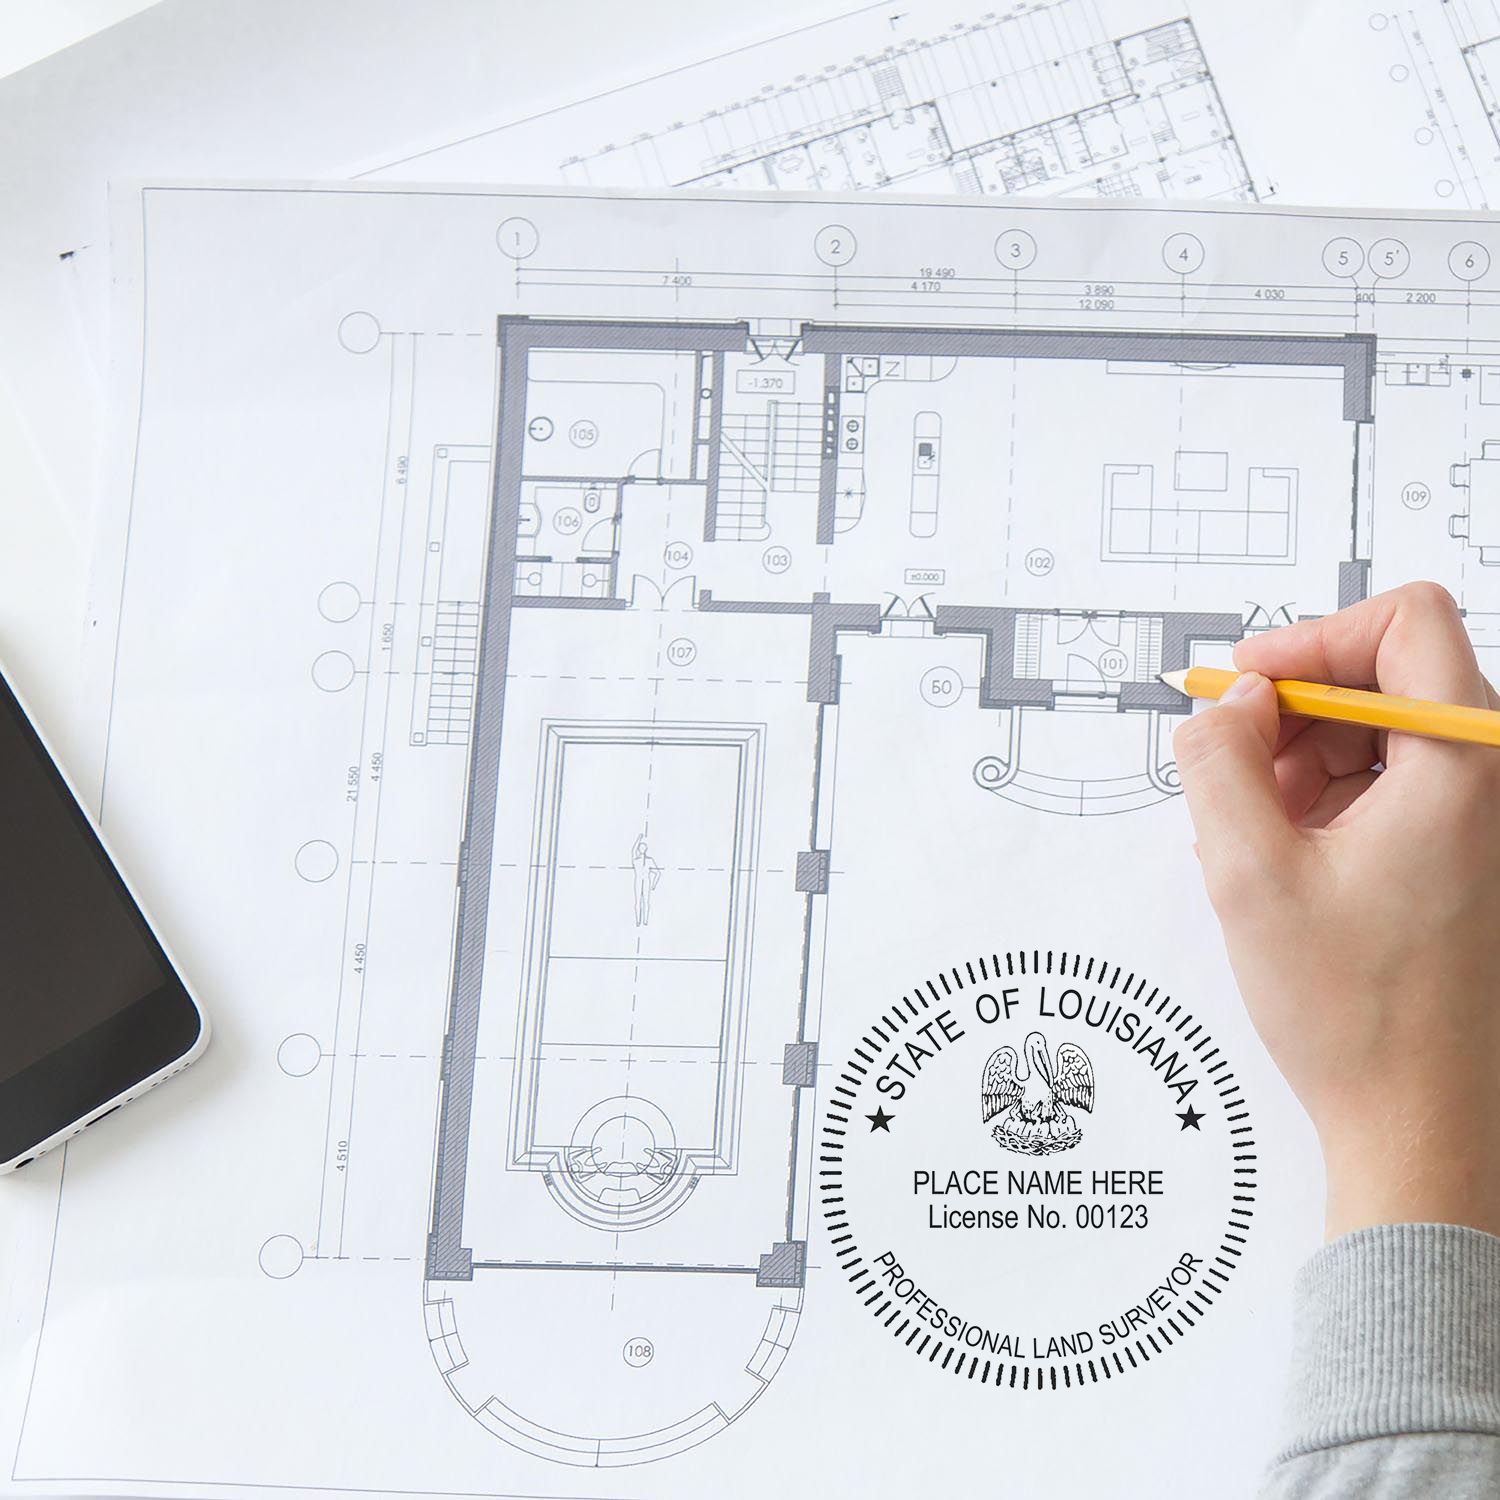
[0,1,163,81]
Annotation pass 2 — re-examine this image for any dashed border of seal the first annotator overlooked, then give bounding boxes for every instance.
[820,948,1257,1392]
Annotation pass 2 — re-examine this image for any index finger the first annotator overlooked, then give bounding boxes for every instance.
[1233,582,1490,708]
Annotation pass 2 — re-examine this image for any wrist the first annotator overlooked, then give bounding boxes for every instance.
[1320,1109,1500,1241]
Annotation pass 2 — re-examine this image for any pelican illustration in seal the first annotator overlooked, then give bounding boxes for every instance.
[981,1031,1095,1156]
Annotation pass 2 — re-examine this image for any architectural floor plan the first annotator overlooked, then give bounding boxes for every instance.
[366,0,1500,216]
[553,8,1253,202]
[376,0,1261,204]
[5,182,1500,1500]
[1366,1,1500,211]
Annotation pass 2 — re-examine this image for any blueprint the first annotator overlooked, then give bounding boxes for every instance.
[8,2,1500,1498]
[14,0,1500,553]
[6,178,1500,1498]
[365,0,1500,213]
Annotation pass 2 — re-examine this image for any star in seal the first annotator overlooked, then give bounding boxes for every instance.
[866,1106,894,1132]
[1177,1105,1204,1131]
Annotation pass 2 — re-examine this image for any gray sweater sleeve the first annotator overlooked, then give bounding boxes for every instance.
[1260,1222,1500,1498]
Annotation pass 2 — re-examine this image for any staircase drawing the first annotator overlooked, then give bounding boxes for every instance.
[977,762,1174,816]
[713,400,823,540]
[1136,614,1164,681]
[1012,613,1044,679]
[424,601,480,745]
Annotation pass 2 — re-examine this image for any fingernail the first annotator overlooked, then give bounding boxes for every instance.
[1219,671,1263,705]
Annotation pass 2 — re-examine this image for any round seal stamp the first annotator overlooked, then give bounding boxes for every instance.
[822,949,1256,1392]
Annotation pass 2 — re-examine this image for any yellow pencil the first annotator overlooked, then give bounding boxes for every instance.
[1159,666,1500,748]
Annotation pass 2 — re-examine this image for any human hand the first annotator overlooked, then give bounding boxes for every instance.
[1172,583,1500,1241]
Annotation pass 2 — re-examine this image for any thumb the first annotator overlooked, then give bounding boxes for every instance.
[1173,673,1300,903]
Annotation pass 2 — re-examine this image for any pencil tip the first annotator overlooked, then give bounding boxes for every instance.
[1158,669,1190,693]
